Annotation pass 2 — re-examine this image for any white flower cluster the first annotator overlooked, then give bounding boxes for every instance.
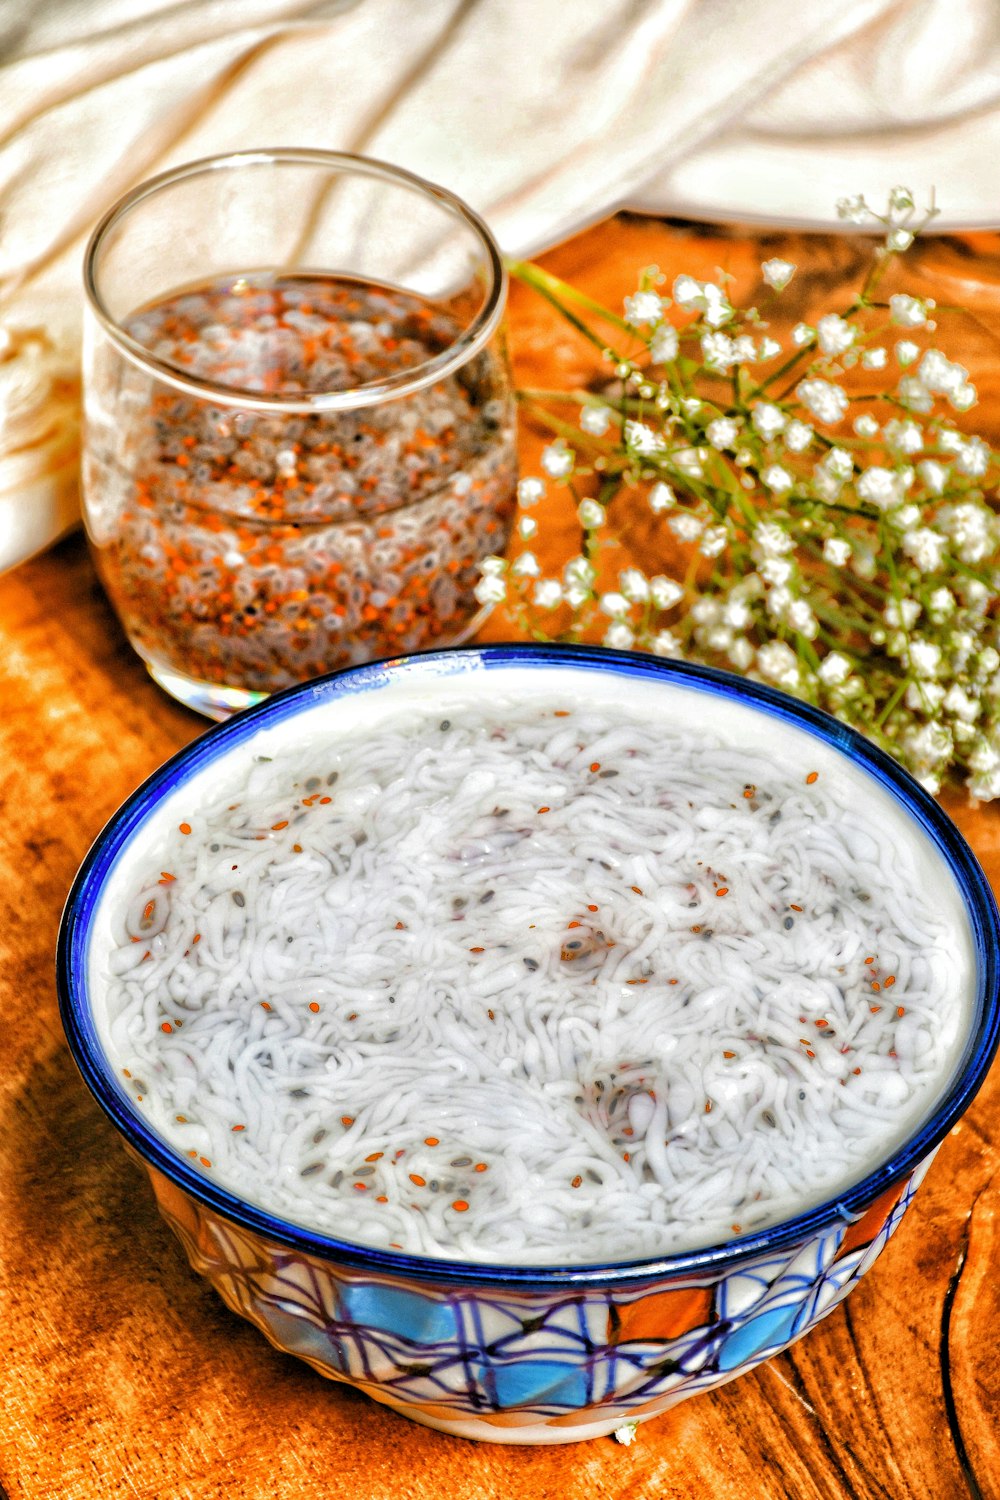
[488,192,1000,797]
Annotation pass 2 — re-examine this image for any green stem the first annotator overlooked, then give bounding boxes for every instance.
[507,260,636,338]
[875,674,909,730]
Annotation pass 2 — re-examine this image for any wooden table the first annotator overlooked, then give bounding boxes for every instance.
[1,218,998,1500]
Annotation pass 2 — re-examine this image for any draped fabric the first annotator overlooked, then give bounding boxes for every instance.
[2,0,999,570]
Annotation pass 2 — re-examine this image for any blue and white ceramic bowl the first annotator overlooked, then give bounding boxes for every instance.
[58,645,1000,1443]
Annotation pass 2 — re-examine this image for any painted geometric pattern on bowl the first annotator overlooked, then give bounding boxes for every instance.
[144,1157,927,1433]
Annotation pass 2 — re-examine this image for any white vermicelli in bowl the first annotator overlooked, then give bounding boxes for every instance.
[93,672,973,1264]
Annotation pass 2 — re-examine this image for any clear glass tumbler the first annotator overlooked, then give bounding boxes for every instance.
[82,150,517,718]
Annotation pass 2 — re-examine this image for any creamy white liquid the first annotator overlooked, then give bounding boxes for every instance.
[90,665,975,1263]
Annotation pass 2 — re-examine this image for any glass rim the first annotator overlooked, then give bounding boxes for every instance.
[82,148,508,414]
[57,643,1000,1290]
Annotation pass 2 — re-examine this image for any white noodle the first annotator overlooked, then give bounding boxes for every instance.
[93,684,973,1263]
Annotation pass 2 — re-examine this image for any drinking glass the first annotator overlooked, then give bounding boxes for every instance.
[82,150,516,718]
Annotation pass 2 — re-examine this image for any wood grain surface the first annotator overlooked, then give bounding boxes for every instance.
[1,217,998,1500]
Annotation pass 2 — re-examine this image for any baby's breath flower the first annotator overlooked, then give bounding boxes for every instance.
[604,622,635,650]
[963,579,990,610]
[533,578,563,609]
[728,638,755,669]
[823,537,851,566]
[563,555,596,589]
[918,349,969,399]
[853,414,879,438]
[909,638,943,677]
[511,551,541,578]
[517,477,545,506]
[889,502,920,531]
[895,340,920,367]
[862,347,888,370]
[672,275,702,308]
[702,625,734,652]
[792,323,815,347]
[786,599,818,637]
[944,684,980,722]
[826,448,855,482]
[673,276,733,328]
[969,763,1000,801]
[705,416,740,450]
[623,290,664,325]
[759,556,793,586]
[818,652,852,685]
[757,640,801,687]
[474,574,506,606]
[885,598,920,629]
[668,511,704,542]
[762,464,794,493]
[624,419,664,455]
[783,419,813,453]
[722,596,752,629]
[927,586,956,620]
[905,720,953,768]
[752,402,786,441]
[577,498,606,530]
[896,375,934,413]
[938,501,994,562]
[650,324,679,362]
[758,336,782,360]
[651,628,683,657]
[852,544,878,581]
[580,404,612,436]
[889,294,927,327]
[796,378,849,425]
[619,569,650,602]
[650,575,683,609]
[480,555,507,576]
[600,591,630,617]
[761,257,796,290]
[541,441,575,478]
[969,737,1000,774]
[690,598,721,627]
[954,435,990,477]
[858,466,905,510]
[906,681,946,713]
[817,314,855,356]
[887,227,914,253]
[812,470,844,504]
[883,418,923,455]
[732,335,757,363]
[754,522,794,556]
[836,194,869,223]
[764,587,790,620]
[671,447,706,480]
[699,525,728,557]
[649,481,676,513]
[518,516,538,539]
[700,289,733,329]
[701,332,738,370]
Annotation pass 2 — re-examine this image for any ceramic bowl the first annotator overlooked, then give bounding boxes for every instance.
[57,645,1000,1444]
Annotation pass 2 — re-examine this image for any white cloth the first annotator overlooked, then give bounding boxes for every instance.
[2,0,999,571]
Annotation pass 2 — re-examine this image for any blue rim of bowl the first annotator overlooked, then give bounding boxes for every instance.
[57,644,1000,1290]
